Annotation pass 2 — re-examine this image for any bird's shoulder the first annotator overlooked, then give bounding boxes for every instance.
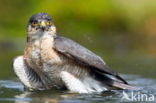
[53,36,115,75]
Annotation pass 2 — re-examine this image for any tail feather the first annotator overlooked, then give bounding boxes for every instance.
[92,70,139,90]
[112,81,140,90]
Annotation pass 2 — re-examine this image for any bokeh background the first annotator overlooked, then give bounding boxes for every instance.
[1,1,156,103]
[0,0,156,80]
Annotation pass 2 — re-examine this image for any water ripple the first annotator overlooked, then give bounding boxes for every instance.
[0,74,156,103]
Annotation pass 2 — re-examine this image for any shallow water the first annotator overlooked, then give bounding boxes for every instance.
[0,74,156,103]
[0,37,156,103]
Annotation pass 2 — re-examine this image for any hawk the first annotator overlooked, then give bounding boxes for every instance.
[13,13,137,93]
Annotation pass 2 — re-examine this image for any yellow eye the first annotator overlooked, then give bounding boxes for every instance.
[32,21,38,26]
[47,21,52,26]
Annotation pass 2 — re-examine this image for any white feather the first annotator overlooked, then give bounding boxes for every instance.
[83,77,107,92]
[60,71,107,93]
[60,71,88,93]
[13,56,34,90]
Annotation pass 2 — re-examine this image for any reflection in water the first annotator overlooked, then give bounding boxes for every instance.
[14,90,85,103]
[0,74,156,103]
[15,91,59,103]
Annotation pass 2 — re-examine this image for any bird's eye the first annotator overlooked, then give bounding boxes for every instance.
[47,21,52,26]
[32,21,38,26]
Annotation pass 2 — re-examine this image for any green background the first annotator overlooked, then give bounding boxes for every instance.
[0,0,156,78]
[0,0,156,103]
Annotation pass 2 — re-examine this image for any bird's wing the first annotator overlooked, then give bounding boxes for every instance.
[13,56,45,90]
[54,36,128,84]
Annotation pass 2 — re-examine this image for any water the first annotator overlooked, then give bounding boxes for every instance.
[0,36,156,103]
[0,75,156,103]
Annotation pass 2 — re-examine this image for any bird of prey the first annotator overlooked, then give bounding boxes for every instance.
[13,13,137,93]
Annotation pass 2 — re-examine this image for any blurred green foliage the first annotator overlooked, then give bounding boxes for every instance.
[0,0,156,55]
[0,0,156,38]
[0,0,156,79]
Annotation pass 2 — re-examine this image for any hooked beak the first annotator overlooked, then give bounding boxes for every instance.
[40,21,47,31]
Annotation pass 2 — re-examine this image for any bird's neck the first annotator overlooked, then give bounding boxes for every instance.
[27,32,56,43]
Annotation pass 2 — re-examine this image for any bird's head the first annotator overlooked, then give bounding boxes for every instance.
[27,13,56,41]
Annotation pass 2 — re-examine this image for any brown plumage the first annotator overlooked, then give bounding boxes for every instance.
[13,13,139,93]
